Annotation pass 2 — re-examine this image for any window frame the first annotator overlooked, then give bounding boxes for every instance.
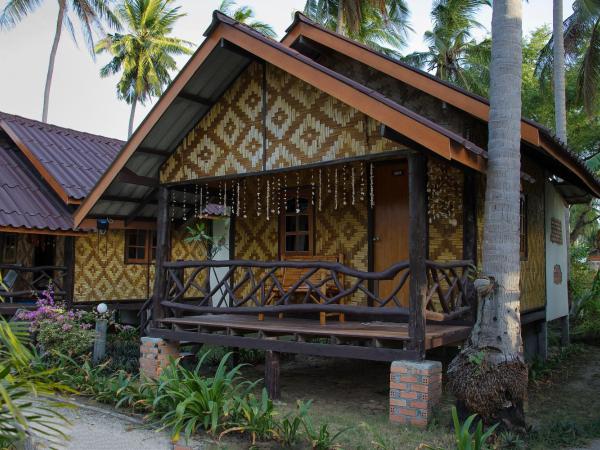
[279,187,314,257]
[124,229,157,265]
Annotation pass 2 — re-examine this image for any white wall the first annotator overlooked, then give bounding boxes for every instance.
[210,218,230,304]
[545,182,569,321]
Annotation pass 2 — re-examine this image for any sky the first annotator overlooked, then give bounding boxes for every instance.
[0,0,567,140]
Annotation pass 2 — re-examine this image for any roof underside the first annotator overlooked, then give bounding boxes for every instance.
[0,132,73,231]
[87,44,254,220]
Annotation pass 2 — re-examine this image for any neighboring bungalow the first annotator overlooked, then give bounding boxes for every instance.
[0,112,206,315]
[67,11,600,426]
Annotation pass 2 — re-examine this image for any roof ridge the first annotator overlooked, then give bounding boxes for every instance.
[0,111,125,145]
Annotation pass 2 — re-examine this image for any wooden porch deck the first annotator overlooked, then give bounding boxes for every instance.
[152,314,472,361]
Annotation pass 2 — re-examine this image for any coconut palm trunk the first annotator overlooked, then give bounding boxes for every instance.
[128,95,137,138]
[554,0,567,142]
[337,0,345,34]
[42,0,66,123]
[448,0,528,429]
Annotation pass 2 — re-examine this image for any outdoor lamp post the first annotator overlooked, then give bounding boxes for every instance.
[92,303,108,364]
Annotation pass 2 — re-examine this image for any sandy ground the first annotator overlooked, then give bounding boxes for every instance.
[27,398,209,450]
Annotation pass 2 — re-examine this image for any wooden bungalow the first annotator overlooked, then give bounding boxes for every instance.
[70,11,600,422]
[0,112,210,315]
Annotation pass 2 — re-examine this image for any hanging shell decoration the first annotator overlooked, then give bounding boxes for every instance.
[427,161,461,226]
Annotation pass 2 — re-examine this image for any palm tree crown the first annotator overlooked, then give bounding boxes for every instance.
[218,0,276,38]
[403,0,491,95]
[0,0,120,122]
[95,0,193,137]
[537,0,600,116]
[303,0,411,57]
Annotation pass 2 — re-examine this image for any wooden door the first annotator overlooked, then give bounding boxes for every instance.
[374,161,410,306]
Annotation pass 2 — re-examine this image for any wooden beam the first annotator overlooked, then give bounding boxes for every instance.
[148,328,421,362]
[152,186,170,325]
[265,350,280,400]
[408,152,428,359]
[463,170,477,263]
[78,218,157,230]
[99,194,158,205]
[137,147,170,157]
[63,236,75,309]
[0,226,82,236]
[126,188,158,226]
[117,168,158,187]
[177,92,212,106]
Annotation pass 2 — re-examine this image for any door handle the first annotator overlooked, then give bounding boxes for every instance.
[372,236,381,242]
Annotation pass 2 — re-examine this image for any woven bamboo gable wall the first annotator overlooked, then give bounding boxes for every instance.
[475,157,546,312]
[74,231,153,302]
[160,62,401,183]
[73,228,205,302]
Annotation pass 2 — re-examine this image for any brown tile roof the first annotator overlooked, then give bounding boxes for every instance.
[0,132,73,231]
[0,112,123,200]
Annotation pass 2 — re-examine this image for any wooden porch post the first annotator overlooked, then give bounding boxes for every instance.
[463,170,477,263]
[265,349,281,400]
[152,185,170,326]
[408,152,427,359]
[63,236,75,308]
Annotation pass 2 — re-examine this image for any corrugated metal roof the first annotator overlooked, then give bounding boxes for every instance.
[0,112,123,200]
[0,132,73,231]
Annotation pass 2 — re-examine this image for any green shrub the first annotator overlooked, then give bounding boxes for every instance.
[451,406,497,450]
[103,325,140,373]
[221,389,279,444]
[0,319,71,448]
[497,431,526,449]
[37,320,94,359]
[276,400,312,447]
[147,352,256,441]
[302,412,348,450]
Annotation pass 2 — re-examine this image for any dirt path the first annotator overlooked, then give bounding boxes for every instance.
[28,398,210,450]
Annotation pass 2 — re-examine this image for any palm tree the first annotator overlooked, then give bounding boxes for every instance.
[448,0,528,428]
[95,0,193,137]
[403,0,491,95]
[537,0,600,117]
[218,0,276,38]
[553,0,567,142]
[303,0,411,57]
[0,0,120,123]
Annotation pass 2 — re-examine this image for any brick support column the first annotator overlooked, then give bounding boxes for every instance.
[139,337,179,379]
[389,360,442,427]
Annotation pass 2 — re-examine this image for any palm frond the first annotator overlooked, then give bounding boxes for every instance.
[0,0,44,30]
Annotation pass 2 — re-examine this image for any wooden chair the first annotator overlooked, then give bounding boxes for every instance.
[259,254,345,325]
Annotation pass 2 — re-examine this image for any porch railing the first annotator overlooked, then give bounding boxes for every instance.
[0,264,68,303]
[156,259,476,322]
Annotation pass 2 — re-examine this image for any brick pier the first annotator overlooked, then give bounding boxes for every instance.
[389,360,442,427]
[139,337,179,379]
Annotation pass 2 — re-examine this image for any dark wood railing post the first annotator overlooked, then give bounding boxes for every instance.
[463,170,477,263]
[152,185,171,326]
[408,152,428,359]
[63,236,75,308]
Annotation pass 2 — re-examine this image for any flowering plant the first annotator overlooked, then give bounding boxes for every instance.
[16,283,94,358]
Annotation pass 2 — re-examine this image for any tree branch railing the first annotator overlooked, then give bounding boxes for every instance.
[0,264,67,303]
[156,259,475,322]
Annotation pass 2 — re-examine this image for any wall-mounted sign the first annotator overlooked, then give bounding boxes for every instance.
[553,264,563,285]
[550,217,563,245]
